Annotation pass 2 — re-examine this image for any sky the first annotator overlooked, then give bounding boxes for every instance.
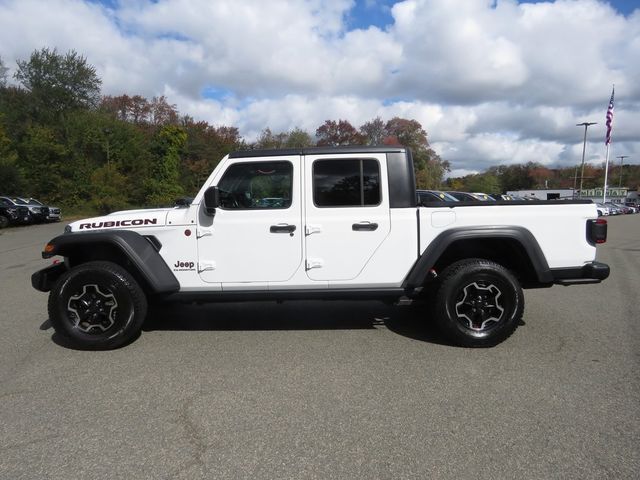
[0,0,638,177]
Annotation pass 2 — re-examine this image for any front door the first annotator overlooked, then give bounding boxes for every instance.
[197,156,303,284]
[304,153,391,281]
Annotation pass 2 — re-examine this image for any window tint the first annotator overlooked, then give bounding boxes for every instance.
[217,161,292,210]
[313,159,380,207]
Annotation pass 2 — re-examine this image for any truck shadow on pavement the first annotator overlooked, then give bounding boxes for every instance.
[141,300,455,346]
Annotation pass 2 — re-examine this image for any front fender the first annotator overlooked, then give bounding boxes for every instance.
[38,230,179,294]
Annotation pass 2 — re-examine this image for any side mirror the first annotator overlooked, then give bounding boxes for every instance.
[203,186,219,216]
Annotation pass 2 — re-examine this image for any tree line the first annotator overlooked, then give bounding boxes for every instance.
[446,161,640,194]
[2,48,634,215]
[0,48,448,214]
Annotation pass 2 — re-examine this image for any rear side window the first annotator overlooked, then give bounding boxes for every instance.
[217,161,293,210]
[313,159,381,207]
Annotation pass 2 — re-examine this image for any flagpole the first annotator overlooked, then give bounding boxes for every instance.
[602,143,610,203]
[603,84,615,204]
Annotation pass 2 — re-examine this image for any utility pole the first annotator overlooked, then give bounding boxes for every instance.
[616,155,628,188]
[576,122,597,198]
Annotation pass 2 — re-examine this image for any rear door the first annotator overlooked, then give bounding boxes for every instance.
[304,153,390,281]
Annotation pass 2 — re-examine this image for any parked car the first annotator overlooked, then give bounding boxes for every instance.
[20,197,61,222]
[604,202,622,215]
[0,197,31,227]
[613,203,635,214]
[5,197,49,223]
[488,193,515,201]
[595,203,610,216]
[445,191,495,202]
[417,190,459,204]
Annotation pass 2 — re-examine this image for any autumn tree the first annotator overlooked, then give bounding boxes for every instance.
[359,117,385,145]
[383,117,449,189]
[181,118,243,193]
[316,119,363,146]
[101,94,152,124]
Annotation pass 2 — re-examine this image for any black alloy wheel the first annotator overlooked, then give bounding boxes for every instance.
[433,258,524,347]
[48,261,147,349]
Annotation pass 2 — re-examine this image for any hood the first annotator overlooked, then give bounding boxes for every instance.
[68,208,172,232]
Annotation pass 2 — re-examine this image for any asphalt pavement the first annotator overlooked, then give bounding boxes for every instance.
[1,216,638,479]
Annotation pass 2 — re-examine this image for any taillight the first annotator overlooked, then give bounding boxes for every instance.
[587,218,607,245]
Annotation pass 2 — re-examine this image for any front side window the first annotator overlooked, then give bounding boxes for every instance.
[217,161,293,210]
[313,159,381,207]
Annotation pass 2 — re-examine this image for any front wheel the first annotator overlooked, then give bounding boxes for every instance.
[0,215,8,228]
[48,261,148,349]
[432,259,524,347]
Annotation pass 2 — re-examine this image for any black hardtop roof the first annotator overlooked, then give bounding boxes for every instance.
[229,145,406,159]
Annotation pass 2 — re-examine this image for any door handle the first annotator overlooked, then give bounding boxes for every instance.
[352,222,378,231]
[270,224,297,234]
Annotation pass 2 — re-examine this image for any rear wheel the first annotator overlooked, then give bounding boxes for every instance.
[432,258,524,347]
[0,215,8,228]
[48,261,147,349]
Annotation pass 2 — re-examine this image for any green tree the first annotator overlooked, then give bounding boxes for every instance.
[284,128,313,148]
[15,48,101,121]
[465,173,501,194]
[19,125,68,202]
[89,163,130,214]
[145,125,186,206]
[0,121,24,194]
[63,109,152,206]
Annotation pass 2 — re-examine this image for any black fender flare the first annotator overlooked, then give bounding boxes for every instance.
[35,230,179,294]
[402,226,553,289]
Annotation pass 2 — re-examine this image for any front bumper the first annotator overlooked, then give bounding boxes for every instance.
[31,263,67,292]
[551,261,610,285]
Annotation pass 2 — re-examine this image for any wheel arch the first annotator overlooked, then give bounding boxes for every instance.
[39,230,179,294]
[403,226,553,289]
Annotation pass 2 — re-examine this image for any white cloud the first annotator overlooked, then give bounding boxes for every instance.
[0,0,638,174]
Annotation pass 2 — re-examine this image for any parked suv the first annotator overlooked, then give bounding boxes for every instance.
[0,197,31,227]
[20,197,61,222]
[7,197,50,223]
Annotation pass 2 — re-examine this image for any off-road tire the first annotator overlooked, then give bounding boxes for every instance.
[433,258,524,347]
[48,261,147,349]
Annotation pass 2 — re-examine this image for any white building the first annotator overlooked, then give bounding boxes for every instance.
[506,189,575,200]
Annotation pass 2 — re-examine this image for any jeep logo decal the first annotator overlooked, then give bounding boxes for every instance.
[173,261,195,271]
[78,219,158,229]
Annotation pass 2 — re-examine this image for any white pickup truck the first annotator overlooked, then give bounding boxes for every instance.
[32,146,609,349]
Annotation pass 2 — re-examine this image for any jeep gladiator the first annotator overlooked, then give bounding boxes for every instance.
[32,146,609,348]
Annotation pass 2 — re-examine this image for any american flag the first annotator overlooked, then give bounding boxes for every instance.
[605,87,615,145]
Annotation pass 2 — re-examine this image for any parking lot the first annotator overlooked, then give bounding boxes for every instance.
[1,217,639,479]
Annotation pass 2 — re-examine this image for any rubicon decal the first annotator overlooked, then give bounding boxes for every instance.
[173,261,195,271]
[78,219,158,230]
